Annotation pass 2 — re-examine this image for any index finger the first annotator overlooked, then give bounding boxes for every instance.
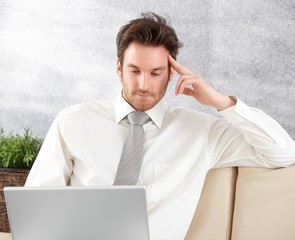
[168,55,193,75]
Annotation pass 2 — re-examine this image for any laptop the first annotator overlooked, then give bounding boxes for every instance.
[4,186,150,240]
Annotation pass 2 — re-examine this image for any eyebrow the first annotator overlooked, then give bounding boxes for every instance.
[127,64,166,71]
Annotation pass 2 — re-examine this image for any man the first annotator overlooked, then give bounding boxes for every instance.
[26,12,295,240]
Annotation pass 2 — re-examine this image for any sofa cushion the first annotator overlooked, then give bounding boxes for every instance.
[232,164,295,240]
[185,167,238,240]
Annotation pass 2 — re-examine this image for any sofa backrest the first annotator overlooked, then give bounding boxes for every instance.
[185,164,295,240]
[231,165,295,240]
[185,167,238,240]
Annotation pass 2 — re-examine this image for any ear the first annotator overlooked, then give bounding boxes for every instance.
[116,59,123,78]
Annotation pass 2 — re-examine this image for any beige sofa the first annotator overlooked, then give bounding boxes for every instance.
[1,165,295,240]
[185,164,295,240]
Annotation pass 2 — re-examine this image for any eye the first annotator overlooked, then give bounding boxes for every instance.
[131,70,140,74]
[151,72,160,76]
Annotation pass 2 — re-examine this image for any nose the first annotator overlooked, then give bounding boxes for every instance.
[138,73,149,91]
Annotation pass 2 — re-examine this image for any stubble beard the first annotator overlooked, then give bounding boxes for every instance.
[121,75,170,112]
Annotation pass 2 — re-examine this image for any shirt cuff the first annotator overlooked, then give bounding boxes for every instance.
[219,97,255,125]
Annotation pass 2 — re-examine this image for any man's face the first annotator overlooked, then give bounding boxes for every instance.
[117,43,174,111]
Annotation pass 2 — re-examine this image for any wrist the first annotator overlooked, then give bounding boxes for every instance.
[215,95,236,111]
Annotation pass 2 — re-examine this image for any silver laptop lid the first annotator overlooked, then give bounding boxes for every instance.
[4,186,150,240]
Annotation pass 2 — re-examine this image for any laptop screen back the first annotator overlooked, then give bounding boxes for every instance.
[4,186,150,240]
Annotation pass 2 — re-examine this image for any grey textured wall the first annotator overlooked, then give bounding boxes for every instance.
[0,0,294,140]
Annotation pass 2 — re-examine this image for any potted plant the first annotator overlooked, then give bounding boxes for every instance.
[0,129,43,232]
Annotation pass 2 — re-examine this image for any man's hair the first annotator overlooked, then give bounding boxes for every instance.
[116,12,183,64]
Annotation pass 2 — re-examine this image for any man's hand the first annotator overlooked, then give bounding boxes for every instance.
[168,55,236,111]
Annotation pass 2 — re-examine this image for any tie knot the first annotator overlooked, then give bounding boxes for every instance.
[128,111,150,126]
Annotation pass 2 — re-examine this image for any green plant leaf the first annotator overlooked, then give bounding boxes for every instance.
[0,129,43,169]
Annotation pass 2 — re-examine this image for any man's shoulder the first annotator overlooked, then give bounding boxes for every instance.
[57,100,115,118]
[166,105,229,130]
[167,105,217,120]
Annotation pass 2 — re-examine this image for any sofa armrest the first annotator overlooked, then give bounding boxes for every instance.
[231,164,295,240]
[185,167,238,240]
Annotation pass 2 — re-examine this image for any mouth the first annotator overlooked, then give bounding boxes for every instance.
[134,92,154,98]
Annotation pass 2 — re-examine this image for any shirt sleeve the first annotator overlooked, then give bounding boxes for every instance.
[25,112,73,186]
[209,97,295,169]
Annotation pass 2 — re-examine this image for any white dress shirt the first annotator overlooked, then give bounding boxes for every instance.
[26,94,295,240]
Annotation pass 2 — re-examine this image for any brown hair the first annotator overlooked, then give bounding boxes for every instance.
[116,12,183,64]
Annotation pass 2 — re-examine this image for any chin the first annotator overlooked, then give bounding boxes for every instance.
[133,103,154,112]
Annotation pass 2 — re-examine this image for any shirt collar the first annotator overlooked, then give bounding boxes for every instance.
[115,93,167,128]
